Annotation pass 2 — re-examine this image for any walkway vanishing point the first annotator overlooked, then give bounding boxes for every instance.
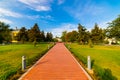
[19,43,92,80]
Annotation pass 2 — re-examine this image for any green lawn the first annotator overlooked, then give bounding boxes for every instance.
[68,43,120,80]
[0,43,53,80]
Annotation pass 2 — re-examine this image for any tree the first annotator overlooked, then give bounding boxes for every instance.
[70,31,78,42]
[65,32,72,42]
[17,27,28,43]
[61,31,67,42]
[91,23,105,44]
[85,31,91,44]
[0,22,11,43]
[88,39,93,48]
[65,31,78,42]
[41,31,46,42]
[106,15,120,40]
[46,32,53,42]
[77,23,87,44]
[28,23,41,42]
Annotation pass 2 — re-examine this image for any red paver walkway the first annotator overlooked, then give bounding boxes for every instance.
[19,43,90,80]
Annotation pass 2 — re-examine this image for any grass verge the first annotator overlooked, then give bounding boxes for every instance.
[66,43,119,80]
[0,43,54,80]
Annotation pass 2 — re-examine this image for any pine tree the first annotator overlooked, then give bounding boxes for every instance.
[77,23,87,44]
[28,23,41,42]
[17,27,28,43]
[41,31,45,42]
[46,32,53,42]
[91,23,105,44]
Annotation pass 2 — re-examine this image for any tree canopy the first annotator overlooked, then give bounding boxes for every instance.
[46,32,53,42]
[91,23,105,44]
[17,27,28,43]
[0,22,11,43]
[107,15,120,40]
[61,23,105,44]
[13,23,53,43]
[65,31,78,42]
[1,14,120,44]
[77,23,88,44]
[61,31,67,42]
[28,23,41,42]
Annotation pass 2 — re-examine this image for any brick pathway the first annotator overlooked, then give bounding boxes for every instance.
[19,43,91,80]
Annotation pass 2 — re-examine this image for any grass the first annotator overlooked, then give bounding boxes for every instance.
[0,43,53,80]
[67,43,120,80]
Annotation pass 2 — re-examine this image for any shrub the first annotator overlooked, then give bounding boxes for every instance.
[88,39,94,48]
[66,44,117,80]
[71,51,87,67]
[91,60,95,68]
[104,40,109,44]
[93,65,117,80]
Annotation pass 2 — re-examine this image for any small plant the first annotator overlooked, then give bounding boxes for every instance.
[33,40,37,47]
[72,52,87,67]
[88,39,93,48]
[91,59,95,68]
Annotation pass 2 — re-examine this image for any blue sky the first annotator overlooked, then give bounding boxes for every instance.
[0,0,120,37]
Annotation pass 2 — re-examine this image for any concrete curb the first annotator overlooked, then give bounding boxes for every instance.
[65,46,93,80]
[18,45,55,80]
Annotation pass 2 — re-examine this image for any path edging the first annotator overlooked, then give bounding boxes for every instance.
[18,45,55,80]
[65,45,93,80]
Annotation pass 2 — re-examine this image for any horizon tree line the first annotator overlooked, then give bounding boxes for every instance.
[61,15,120,45]
[0,22,53,44]
[0,14,120,44]
[61,23,105,44]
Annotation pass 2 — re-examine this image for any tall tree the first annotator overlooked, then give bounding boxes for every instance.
[17,27,28,43]
[0,22,11,43]
[41,31,46,42]
[91,23,105,44]
[77,23,87,44]
[65,32,72,42]
[65,31,78,42]
[61,31,67,42]
[106,15,120,40]
[70,31,78,42]
[28,23,41,42]
[46,32,53,42]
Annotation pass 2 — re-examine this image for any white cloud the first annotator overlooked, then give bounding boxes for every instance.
[0,8,22,18]
[27,15,54,21]
[66,0,105,20]
[99,21,110,29]
[35,5,50,11]
[26,15,40,19]
[41,15,54,21]
[18,0,53,11]
[50,23,77,37]
[58,0,65,5]
[85,20,110,31]
[83,4,104,16]
[0,18,13,24]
